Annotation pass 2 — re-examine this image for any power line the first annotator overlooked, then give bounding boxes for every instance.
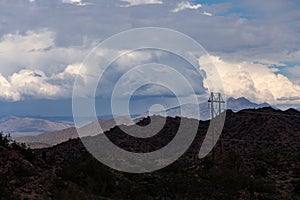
[208,92,225,160]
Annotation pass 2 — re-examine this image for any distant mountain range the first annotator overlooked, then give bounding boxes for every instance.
[0,97,289,139]
[226,97,271,111]
[14,97,273,148]
[143,97,271,120]
[15,116,135,148]
[0,116,74,137]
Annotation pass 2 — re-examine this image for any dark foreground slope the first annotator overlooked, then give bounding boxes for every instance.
[0,107,299,199]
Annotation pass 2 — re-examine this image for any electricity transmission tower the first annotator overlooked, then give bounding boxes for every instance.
[208,92,225,161]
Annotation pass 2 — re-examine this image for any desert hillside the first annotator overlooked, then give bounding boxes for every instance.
[0,107,299,199]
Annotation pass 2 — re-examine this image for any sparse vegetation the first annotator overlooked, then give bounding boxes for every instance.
[0,132,35,161]
[0,107,299,199]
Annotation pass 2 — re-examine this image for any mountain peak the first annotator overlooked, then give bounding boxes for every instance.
[285,108,300,115]
[228,97,251,103]
[227,97,270,112]
[236,97,250,102]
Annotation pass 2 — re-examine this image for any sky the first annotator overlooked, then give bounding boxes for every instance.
[0,0,300,116]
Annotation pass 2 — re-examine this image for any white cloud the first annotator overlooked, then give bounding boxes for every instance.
[54,63,83,82]
[199,55,300,105]
[0,73,20,101]
[62,0,87,6]
[63,63,82,75]
[114,51,155,72]
[0,30,92,101]
[10,69,62,99]
[171,1,202,13]
[0,64,88,101]
[121,0,163,7]
[0,30,88,77]
[202,11,212,16]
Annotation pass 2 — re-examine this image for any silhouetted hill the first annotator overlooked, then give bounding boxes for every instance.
[1,107,299,199]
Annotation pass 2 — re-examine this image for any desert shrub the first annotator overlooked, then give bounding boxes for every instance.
[53,185,91,200]
[0,132,35,162]
[296,152,300,162]
[291,179,300,194]
[10,141,35,162]
[58,156,114,197]
[0,132,10,147]
[253,178,276,194]
[220,151,243,170]
[194,152,252,199]
[253,163,268,177]
[14,160,37,177]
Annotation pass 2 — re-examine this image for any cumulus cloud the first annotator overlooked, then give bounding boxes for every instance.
[0,63,89,101]
[120,0,163,7]
[0,30,91,101]
[0,29,89,76]
[10,69,62,99]
[199,55,300,105]
[52,63,83,85]
[0,30,205,101]
[0,73,20,101]
[171,1,202,13]
[114,51,156,72]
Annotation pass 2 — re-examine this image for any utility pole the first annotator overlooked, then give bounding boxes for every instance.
[208,92,225,161]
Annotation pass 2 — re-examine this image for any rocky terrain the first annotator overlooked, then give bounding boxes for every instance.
[0,107,299,199]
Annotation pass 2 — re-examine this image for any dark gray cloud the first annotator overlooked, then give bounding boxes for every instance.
[1,0,299,55]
